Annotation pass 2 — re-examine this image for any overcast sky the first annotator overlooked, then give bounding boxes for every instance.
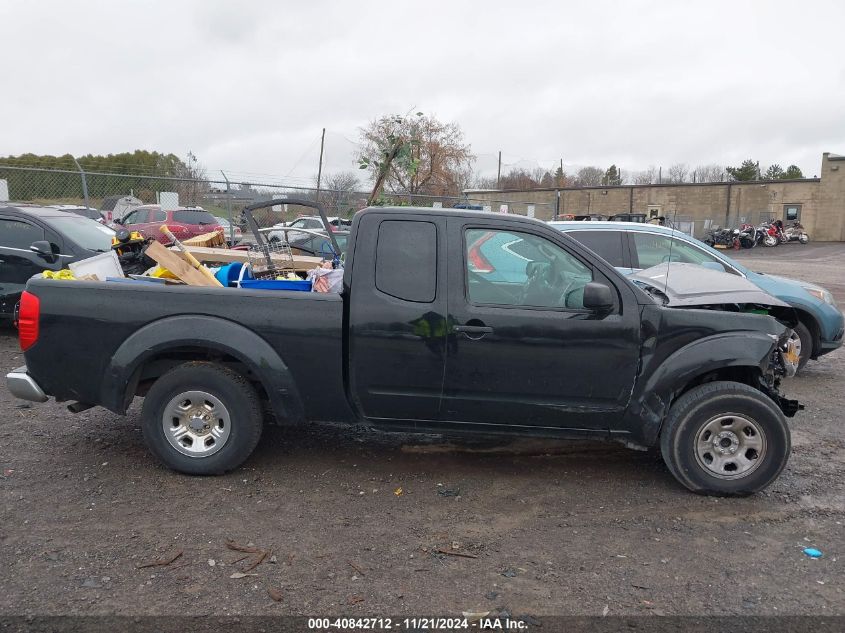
[2,0,843,185]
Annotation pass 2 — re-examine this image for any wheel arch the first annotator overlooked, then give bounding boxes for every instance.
[626,331,777,446]
[101,315,306,425]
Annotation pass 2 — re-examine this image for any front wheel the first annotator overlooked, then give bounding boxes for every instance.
[799,234,809,244]
[141,362,263,475]
[763,234,778,247]
[791,321,813,372]
[660,381,790,496]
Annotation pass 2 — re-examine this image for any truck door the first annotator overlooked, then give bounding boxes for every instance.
[347,213,448,422]
[0,216,61,316]
[442,218,641,431]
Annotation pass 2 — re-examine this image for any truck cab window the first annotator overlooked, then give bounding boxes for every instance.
[375,220,437,302]
[465,229,593,309]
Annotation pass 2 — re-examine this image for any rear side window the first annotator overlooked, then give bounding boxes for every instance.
[0,218,44,249]
[152,209,167,221]
[376,220,436,302]
[569,230,626,267]
[173,210,217,224]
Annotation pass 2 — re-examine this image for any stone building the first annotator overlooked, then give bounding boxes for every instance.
[464,152,845,241]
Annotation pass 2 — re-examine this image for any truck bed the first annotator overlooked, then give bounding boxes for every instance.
[22,278,352,422]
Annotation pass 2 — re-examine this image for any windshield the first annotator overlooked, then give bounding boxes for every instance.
[45,215,115,252]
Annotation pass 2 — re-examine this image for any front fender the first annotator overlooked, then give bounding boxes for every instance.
[101,315,305,424]
[625,330,778,446]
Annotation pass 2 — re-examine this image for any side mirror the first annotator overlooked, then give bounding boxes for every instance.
[113,217,124,225]
[583,281,614,311]
[29,240,56,261]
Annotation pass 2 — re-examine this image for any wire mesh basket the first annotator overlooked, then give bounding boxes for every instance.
[246,238,296,281]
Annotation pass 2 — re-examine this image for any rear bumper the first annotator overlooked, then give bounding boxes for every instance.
[6,366,48,403]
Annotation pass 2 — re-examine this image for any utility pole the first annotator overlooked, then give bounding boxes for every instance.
[221,170,233,244]
[497,151,502,189]
[315,128,326,203]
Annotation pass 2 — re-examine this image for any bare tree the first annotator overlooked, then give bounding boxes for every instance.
[575,166,604,187]
[693,164,726,182]
[358,113,475,198]
[499,167,552,190]
[667,163,689,184]
[320,171,362,215]
[632,166,658,184]
[472,175,500,190]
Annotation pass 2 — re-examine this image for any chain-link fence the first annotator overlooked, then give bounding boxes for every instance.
[0,164,557,233]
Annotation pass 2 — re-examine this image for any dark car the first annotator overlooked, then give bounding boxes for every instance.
[7,207,801,495]
[288,231,349,258]
[116,205,222,244]
[50,205,107,223]
[0,204,115,320]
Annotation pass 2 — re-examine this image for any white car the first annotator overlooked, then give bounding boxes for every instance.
[267,216,350,243]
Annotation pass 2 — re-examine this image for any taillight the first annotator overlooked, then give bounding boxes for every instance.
[18,291,40,352]
[467,232,496,273]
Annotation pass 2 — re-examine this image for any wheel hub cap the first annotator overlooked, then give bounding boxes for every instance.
[162,390,231,458]
[694,414,767,480]
[713,430,740,454]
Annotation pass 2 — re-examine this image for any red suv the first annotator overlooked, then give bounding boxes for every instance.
[116,205,222,243]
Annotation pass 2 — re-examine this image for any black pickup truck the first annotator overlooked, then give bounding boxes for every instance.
[6,207,801,495]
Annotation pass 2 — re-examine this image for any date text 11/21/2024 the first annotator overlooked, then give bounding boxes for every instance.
[307,617,528,630]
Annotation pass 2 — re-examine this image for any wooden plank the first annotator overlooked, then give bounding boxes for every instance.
[183,231,226,248]
[145,241,221,287]
[183,245,322,270]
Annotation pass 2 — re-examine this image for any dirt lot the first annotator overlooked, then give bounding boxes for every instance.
[1,243,843,619]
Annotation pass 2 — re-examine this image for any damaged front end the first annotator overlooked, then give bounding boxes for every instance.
[632,263,804,418]
[760,329,804,417]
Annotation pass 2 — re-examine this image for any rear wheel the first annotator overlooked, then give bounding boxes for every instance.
[660,381,790,496]
[141,362,263,475]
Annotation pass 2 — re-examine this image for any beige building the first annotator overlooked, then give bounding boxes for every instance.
[465,152,845,241]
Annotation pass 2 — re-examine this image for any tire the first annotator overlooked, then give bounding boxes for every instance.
[763,235,778,247]
[791,321,813,373]
[799,234,809,244]
[660,381,790,496]
[141,362,263,475]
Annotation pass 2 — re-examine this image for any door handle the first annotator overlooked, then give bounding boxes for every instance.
[453,325,493,334]
[454,322,494,341]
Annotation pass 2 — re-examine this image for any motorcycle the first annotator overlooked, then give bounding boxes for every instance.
[759,221,780,247]
[737,223,759,249]
[781,220,810,244]
[703,226,740,249]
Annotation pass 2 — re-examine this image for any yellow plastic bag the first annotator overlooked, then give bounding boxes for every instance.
[42,269,76,280]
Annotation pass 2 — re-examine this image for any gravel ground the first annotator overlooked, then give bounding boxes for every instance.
[0,243,843,619]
